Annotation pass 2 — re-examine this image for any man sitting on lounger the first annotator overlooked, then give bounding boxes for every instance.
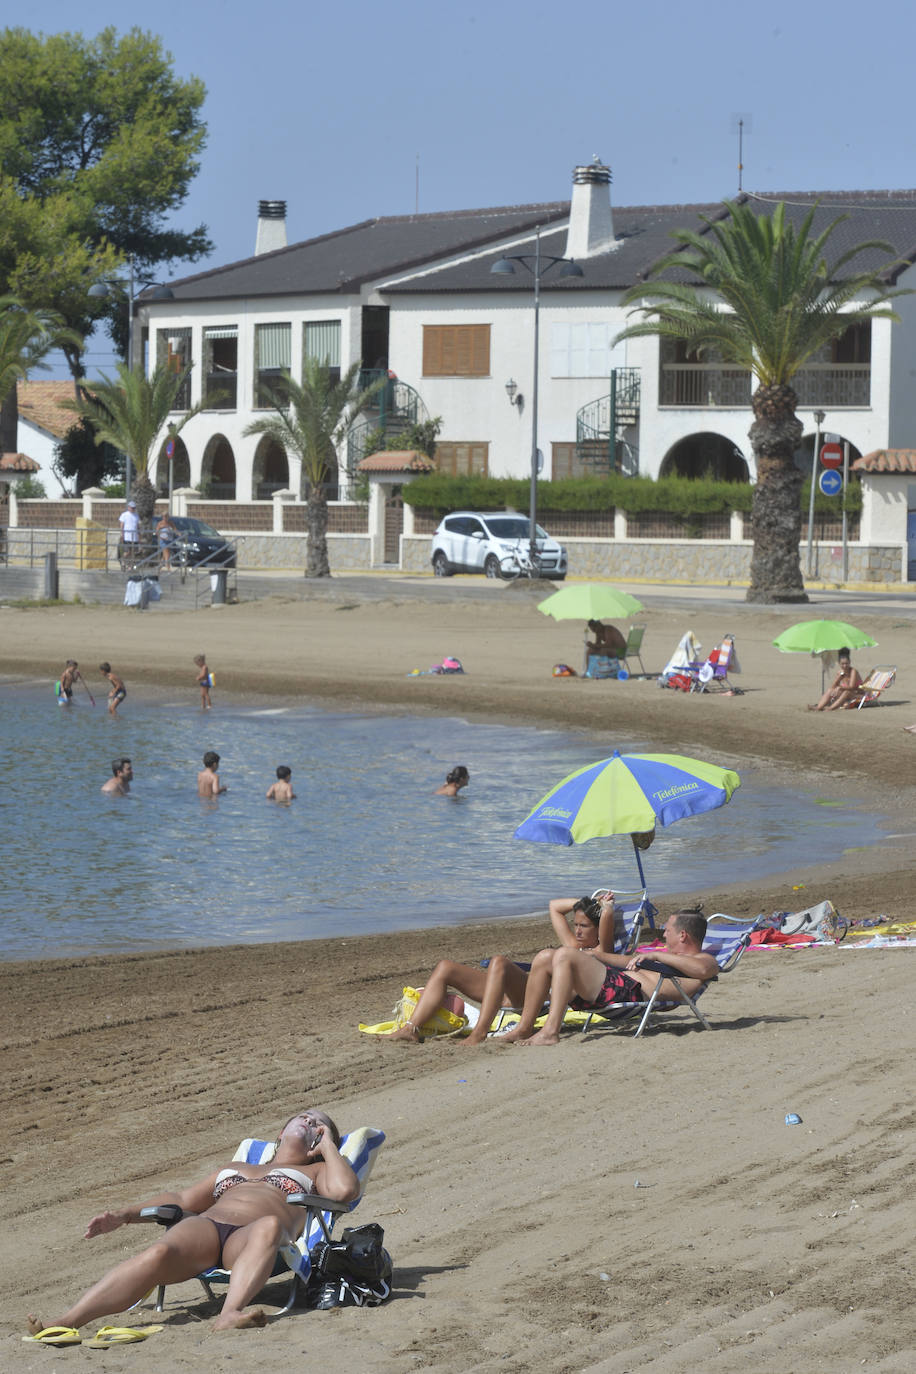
[500,909,719,1046]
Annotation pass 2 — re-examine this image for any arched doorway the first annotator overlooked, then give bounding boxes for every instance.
[252,436,289,499]
[154,436,190,495]
[201,435,236,500]
[659,432,750,482]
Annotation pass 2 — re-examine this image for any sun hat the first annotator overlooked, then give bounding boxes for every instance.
[127,500,136,508]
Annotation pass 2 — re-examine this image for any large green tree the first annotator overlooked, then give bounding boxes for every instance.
[0,24,211,427]
[244,360,383,577]
[616,200,907,602]
[65,360,200,531]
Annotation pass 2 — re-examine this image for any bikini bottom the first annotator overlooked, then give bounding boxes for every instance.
[208,1218,243,1265]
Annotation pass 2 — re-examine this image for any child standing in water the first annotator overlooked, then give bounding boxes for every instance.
[266,766,296,802]
[57,660,82,705]
[99,663,126,716]
[198,751,227,797]
[194,654,213,710]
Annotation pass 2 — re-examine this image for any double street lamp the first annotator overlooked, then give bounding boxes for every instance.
[88,256,174,499]
[491,229,583,563]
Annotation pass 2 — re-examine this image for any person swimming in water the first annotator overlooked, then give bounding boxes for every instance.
[435,765,469,797]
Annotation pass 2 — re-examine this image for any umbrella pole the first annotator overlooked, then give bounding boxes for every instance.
[631,835,648,889]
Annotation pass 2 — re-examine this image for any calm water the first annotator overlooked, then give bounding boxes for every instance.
[0,681,885,961]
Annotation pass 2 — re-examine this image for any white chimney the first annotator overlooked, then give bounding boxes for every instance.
[565,160,615,259]
[255,200,287,255]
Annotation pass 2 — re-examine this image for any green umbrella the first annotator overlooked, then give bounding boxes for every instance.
[772,619,877,655]
[773,619,877,693]
[537,584,644,621]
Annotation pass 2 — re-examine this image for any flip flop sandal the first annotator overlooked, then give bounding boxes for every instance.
[86,1324,163,1348]
[22,1326,82,1346]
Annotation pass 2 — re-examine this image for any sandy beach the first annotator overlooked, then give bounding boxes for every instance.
[2,577,915,1372]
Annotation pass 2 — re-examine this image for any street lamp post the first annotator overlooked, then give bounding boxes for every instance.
[88,257,173,500]
[805,408,827,578]
[491,229,583,564]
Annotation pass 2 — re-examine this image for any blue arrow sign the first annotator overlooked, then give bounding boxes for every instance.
[818,468,843,497]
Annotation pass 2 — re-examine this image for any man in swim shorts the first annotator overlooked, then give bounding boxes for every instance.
[500,909,720,1046]
[101,758,133,795]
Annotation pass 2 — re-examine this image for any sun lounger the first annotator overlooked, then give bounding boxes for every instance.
[850,665,896,709]
[579,913,760,1037]
[139,1125,385,1317]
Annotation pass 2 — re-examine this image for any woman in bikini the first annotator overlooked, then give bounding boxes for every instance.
[809,648,863,711]
[382,894,621,1045]
[26,1107,358,1337]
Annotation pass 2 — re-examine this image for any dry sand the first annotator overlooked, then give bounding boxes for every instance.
[2,578,915,1372]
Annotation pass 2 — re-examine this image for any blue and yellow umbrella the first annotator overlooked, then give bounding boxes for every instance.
[514,750,741,884]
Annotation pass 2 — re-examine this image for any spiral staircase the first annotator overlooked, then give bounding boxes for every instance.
[576,368,641,476]
[346,370,429,474]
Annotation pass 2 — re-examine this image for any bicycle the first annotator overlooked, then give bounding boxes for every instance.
[497,543,544,580]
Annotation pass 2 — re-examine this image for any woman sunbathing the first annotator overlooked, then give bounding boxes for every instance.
[382,894,620,1046]
[500,908,719,1046]
[26,1107,358,1340]
[809,649,863,711]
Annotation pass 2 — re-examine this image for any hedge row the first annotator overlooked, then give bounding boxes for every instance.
[400,473,860,519]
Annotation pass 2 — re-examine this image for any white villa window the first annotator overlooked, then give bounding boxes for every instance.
[304,320,341,382]
[203,325,239,409]
[254,322,291,408]
[156,328,192,409]
[551,322,621,378]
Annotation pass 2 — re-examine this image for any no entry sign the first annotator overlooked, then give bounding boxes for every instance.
[820,441,843,469]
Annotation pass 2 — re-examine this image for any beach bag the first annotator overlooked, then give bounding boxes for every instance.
[552,663,577,677]
[307,1223,392,1308]
[664,671,693,692]
[585,654,619,679]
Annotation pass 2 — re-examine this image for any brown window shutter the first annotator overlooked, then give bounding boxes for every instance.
[423,325,490,377]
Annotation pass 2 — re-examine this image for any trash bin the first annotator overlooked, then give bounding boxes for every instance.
[210,569,228,605]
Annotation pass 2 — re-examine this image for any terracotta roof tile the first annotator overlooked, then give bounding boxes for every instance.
[853,449,916,473]
[0,451,41,472]
[358,450,435,473]
[17,380,79,440]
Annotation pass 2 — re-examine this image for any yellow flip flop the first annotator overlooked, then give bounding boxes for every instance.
[86,1324,163,1348]
[22,1326,82,1345]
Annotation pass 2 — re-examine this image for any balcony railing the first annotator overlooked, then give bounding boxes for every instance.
[660,362,870,408]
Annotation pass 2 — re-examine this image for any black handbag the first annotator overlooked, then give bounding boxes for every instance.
[307,1222,392,1308]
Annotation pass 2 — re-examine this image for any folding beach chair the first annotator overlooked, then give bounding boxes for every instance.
[620,625,648,677]
[580,913,760,1037]
[139,1125,385,1318]
[851,665,896,709]
[690,634,740,693]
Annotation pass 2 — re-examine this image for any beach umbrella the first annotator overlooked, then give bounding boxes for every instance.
[773,619,877,691]
[514,749,740,886]
[537,583,644,621]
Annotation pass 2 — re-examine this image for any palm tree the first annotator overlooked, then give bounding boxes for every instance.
[616,201,908,602]
[0,296,81,454]
[243,358,383,577]
[65,359,200,534]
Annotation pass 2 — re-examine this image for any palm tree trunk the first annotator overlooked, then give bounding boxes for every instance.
[305,485,331,577]
[746,385,808,603]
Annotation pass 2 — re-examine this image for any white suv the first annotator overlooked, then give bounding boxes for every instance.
[430,511,567,579]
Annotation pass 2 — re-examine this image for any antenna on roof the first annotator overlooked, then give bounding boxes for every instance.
[415,153,420,215]
[729,113,753,193]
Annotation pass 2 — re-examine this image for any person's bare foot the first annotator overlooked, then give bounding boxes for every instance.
[519,1028,560,1046]
[382,1021,420,1043]
[27,1315,48,1337]
[493,1026,526,1043]
[212,1307,268,1331]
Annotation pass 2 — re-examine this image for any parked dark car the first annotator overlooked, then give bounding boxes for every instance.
[168,516,236,568]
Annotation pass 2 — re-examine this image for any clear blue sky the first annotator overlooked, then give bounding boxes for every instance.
[26,0,916,377]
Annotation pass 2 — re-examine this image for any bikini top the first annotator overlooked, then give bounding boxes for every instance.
[212,1166,315,1202]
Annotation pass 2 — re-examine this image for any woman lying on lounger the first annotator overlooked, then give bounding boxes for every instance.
[26,1107,358,1341]
[382,894,621,1046]
[500,908,720,1046]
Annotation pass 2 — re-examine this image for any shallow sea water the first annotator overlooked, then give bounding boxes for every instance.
[0,681,885,960]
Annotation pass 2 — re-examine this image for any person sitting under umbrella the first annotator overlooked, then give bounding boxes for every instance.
[499,908,718,1046]
[585,620,626,661]
[808,648,863,711]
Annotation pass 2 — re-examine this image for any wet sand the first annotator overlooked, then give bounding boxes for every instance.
[2,581,915,1371]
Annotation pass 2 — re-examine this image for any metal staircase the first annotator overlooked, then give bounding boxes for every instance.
[346,370,429,474]
[576,368,641,475]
